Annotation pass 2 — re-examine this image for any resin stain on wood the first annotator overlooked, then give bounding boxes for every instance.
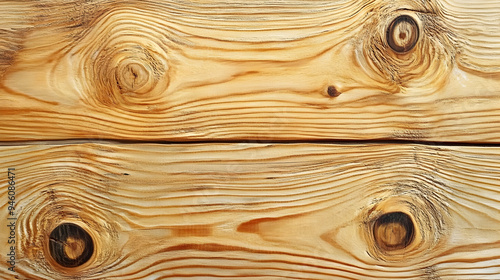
[0,0,500,142]
[0,143,499,279]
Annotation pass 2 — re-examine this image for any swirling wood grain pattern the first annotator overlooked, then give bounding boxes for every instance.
[1,0,500,142]
[1,143,499,279]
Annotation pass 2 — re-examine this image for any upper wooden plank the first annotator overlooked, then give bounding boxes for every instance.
[1,0,500,142]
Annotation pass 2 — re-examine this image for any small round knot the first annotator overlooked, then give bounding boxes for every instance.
[327,86,341,97]
[373,212,414,251]
[49,223,94,268]
[386,15,419,53]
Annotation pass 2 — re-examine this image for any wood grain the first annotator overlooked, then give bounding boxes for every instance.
[1,0,500,142]
[1,143,499,279]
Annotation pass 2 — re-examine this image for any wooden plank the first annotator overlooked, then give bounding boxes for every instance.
[1,143,499,279]
[1,0,500,142]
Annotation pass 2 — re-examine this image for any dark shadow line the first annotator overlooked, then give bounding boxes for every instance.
[1,138,500,147]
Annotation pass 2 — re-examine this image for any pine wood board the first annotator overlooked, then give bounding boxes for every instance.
[1,0,500,142]
[0,143,499,279]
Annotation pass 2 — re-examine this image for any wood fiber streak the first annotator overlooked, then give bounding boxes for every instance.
[437,0,500,73]
[0,144,499,279]
[1,0,500,142]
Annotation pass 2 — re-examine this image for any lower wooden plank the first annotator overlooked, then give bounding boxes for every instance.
[0,143,499,279]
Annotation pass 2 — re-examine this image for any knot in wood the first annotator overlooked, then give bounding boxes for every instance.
[117,62,150,93]
[49,223,94,268]
[357,8,457,92]
[111,45,166,96]
[387,15,419,53]
[373,212,414,251]
[361,181,450,262]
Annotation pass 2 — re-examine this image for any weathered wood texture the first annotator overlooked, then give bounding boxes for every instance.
[1,0,500,142]
[1,143,499,279]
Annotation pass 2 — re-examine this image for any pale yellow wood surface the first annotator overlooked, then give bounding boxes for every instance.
[1,143,499,279]
[1,0,500,142]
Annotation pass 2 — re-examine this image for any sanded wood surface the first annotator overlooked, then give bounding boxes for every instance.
[1,143,499,279]
[1,0,500,142]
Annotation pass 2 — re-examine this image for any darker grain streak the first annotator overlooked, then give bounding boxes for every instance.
[237,218,269,234]
[237,214,308,235]
[171,226,213,237]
